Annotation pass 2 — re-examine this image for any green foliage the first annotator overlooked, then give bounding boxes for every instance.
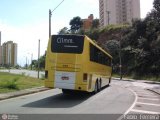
[0,77,19,90]
[5,78,19,89]
[92,19,99,29]
[0,72,44,93]
[69,16,83,33]
[153,0,160,12]
[58,27,69,34]
[85,29,100,40]
[31,54,45,70]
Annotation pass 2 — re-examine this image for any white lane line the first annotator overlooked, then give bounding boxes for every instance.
[124,89,138,114]
[136,93,155,95]
[131,109,160,114]
[137,102,160,106]
[117,88,138,120]
[138,98,160,101]
[138,95,159,98]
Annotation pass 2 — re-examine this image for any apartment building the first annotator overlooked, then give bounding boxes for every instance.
[2,41,17,66]
[82,14,94,31]
[99,0,140,27]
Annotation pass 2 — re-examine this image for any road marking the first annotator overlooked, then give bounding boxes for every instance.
[137,102,160,106]
[136,93,156,95]
[117,88,138,120]
[131,109,160,114]
[138,98,160,101]
[124,88,138,114]
[138,95,159,98]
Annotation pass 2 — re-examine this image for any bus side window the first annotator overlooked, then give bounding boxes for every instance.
[90,44,95,62]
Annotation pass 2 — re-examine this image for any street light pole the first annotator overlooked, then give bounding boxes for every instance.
[49,0,64,39]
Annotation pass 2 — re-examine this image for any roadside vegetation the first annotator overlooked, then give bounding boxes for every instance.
[0,72,44,93]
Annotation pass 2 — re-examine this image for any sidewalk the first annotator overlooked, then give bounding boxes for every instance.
[113,77,160,95]
[0,87,50,100]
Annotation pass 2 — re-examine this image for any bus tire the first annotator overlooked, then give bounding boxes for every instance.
[98,79,102,91]
[93,81,98,94]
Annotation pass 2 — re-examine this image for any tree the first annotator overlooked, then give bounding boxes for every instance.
[58,27,69,34]
[39,55,45,69]
[92,19,99,29]
[31,54,46,69]
[69,16,83,33]
[153,0,160,12]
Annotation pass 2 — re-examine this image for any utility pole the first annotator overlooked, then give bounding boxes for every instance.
[37,39,40,79]
[119,39,122,80]
[49,0,64,39]
[49,9,52,39]
[31,53,33,70]
[106,11,110,25]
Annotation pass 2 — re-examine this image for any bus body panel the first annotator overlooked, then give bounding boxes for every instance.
[45,35,112,92]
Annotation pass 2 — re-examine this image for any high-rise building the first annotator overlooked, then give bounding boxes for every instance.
[99,0,140,27]
[2,41,17,66]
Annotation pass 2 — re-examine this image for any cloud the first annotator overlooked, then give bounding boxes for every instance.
[0,19,66,66]
[75,0,98,6]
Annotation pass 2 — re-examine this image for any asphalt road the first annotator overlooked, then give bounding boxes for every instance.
[0,81,135,120]
[0,83,134,114]
[0,70,160,120]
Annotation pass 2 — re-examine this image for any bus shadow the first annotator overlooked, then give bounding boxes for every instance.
[22,93,92,108]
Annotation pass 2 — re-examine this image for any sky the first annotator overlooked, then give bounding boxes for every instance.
[0,0,154,66]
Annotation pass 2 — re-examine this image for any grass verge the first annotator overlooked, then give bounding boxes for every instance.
[0,72,44,93]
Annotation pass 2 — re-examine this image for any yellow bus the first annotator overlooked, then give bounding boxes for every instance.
[45,35,112,94]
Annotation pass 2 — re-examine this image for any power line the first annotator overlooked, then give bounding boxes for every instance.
[51,0,64,13]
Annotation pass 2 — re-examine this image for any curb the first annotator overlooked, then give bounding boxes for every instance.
[146,89,160,96]
[112,77,160,84]
[0,87,50,101]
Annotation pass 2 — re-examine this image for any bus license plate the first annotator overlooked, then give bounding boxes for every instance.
[61,76,69,80]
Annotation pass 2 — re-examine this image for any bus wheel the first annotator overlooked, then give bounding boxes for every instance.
[98,79,102,91]
[93,81,98,94]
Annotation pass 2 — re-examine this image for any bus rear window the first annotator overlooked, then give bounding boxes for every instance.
[51,35,84,54]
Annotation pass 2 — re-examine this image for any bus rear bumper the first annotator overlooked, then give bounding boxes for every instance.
[45,81,90,92]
